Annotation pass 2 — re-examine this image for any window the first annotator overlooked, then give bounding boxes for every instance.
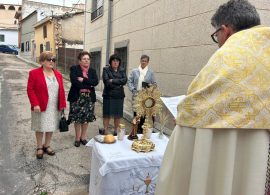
[25,41,30,52]
[90,51,101,80]
[25,42,28,52]
[8,5,15,10]
[0,34,4,42]
[45,41,50,51]
[0,45,7,49]
[14,20,17,24]
[40,44,43,53]
[43,25,47,38]
[21,43,24,52]
[114,47,128,72]
[91,0,103,21]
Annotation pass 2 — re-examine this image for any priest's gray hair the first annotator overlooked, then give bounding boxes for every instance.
[211,0,260,31]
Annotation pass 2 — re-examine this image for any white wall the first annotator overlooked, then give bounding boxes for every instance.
[0,29,18,46]
[22,1,82,22]
[65,43,83,49]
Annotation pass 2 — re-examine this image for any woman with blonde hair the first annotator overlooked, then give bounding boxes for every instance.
[27,51,66,159]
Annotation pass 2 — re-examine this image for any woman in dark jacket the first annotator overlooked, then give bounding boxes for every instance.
[102,54,127,135]
[68,51,99,147]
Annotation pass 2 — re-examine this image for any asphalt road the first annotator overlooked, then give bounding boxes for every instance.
[0,53,131,195]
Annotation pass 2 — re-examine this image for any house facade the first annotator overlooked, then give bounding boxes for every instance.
[34,17,55,62]
[0,28,18,46]
[19,0,82,61]
[55,12,85,72]
[33,11,85,65]
[84,0,270,115]
[0,3,21,46]
[20,11,37,61]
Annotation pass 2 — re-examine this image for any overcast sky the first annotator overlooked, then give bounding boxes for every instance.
[0,0,84,7]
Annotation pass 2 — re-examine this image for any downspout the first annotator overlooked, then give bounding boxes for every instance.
[105,0,113,65]
[83,0,87,50]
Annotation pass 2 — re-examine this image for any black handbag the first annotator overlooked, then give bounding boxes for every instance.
[59,110,69,132]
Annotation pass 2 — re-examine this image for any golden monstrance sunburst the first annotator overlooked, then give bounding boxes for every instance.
[131,85,163,152]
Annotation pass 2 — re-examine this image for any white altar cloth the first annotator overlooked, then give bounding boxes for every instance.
[86,133,169,195]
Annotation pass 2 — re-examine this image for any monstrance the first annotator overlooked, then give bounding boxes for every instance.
[131,85,162,152]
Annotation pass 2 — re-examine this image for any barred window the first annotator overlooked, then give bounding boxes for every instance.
[90,51,101,80]
[91,0,103,21]
[114,47,128,72]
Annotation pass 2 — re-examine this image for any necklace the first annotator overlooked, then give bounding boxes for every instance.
[46,75,55,82]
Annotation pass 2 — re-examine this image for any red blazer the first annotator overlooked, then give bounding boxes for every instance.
[27,67,66,112]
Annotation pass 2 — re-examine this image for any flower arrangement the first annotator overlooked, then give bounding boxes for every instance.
[158,111,169,138]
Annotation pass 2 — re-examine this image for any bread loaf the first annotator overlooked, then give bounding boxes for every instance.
[104,134,116,143]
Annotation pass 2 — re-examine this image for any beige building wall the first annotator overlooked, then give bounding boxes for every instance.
[84,1,108,90]
[85,0,270,114]
[0,4,21,28]
[61,14,84,42]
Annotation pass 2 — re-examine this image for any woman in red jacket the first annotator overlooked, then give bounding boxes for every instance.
[27,51,66,159]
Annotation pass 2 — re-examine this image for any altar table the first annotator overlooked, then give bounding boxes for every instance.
[86,133,169,195]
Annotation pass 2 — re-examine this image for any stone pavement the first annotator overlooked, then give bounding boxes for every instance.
[0,53,133,195]
[27,99,132,195]
[11,54,173,195]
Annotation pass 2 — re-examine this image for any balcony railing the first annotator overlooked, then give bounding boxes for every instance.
[91,6,103,21]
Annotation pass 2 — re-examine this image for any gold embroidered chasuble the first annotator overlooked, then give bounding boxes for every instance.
[177,26,270,129]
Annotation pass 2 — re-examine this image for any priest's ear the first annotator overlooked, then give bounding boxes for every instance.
[218,25,235,47]
[222,24,235,37]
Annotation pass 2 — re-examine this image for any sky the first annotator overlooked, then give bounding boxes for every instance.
[0,0,84,7]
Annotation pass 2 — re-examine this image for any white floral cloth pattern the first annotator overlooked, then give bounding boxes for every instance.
[31,76,60,132]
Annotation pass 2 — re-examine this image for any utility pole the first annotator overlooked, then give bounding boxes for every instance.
[105,0,113,65]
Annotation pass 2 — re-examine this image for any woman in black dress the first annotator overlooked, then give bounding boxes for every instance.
[68,51,99,147]
[102,54,127,135]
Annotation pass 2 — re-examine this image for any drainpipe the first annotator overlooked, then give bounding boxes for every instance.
[83,0,87,50]
[105,0,113,65]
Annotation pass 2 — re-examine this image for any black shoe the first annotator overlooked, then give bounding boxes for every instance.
[74,140,80,147]
[99,128,105,135]
[113,131,117,136]
[80,139,88,145]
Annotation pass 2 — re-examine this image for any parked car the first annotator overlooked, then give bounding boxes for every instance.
[0,44,18,55]
[9,45,19,50]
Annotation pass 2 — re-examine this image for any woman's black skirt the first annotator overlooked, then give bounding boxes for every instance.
[68,92,96,124]
[103,98,124,118]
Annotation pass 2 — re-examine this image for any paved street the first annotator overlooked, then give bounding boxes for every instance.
[0,53,131,195]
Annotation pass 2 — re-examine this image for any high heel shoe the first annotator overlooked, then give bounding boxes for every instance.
[36,148,44,159]
[80,139,88,145]
[74,140,80,147]
[43,146,55,156]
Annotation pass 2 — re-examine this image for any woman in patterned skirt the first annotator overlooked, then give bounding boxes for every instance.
[27,51,66,159]
[67,51,99,147]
